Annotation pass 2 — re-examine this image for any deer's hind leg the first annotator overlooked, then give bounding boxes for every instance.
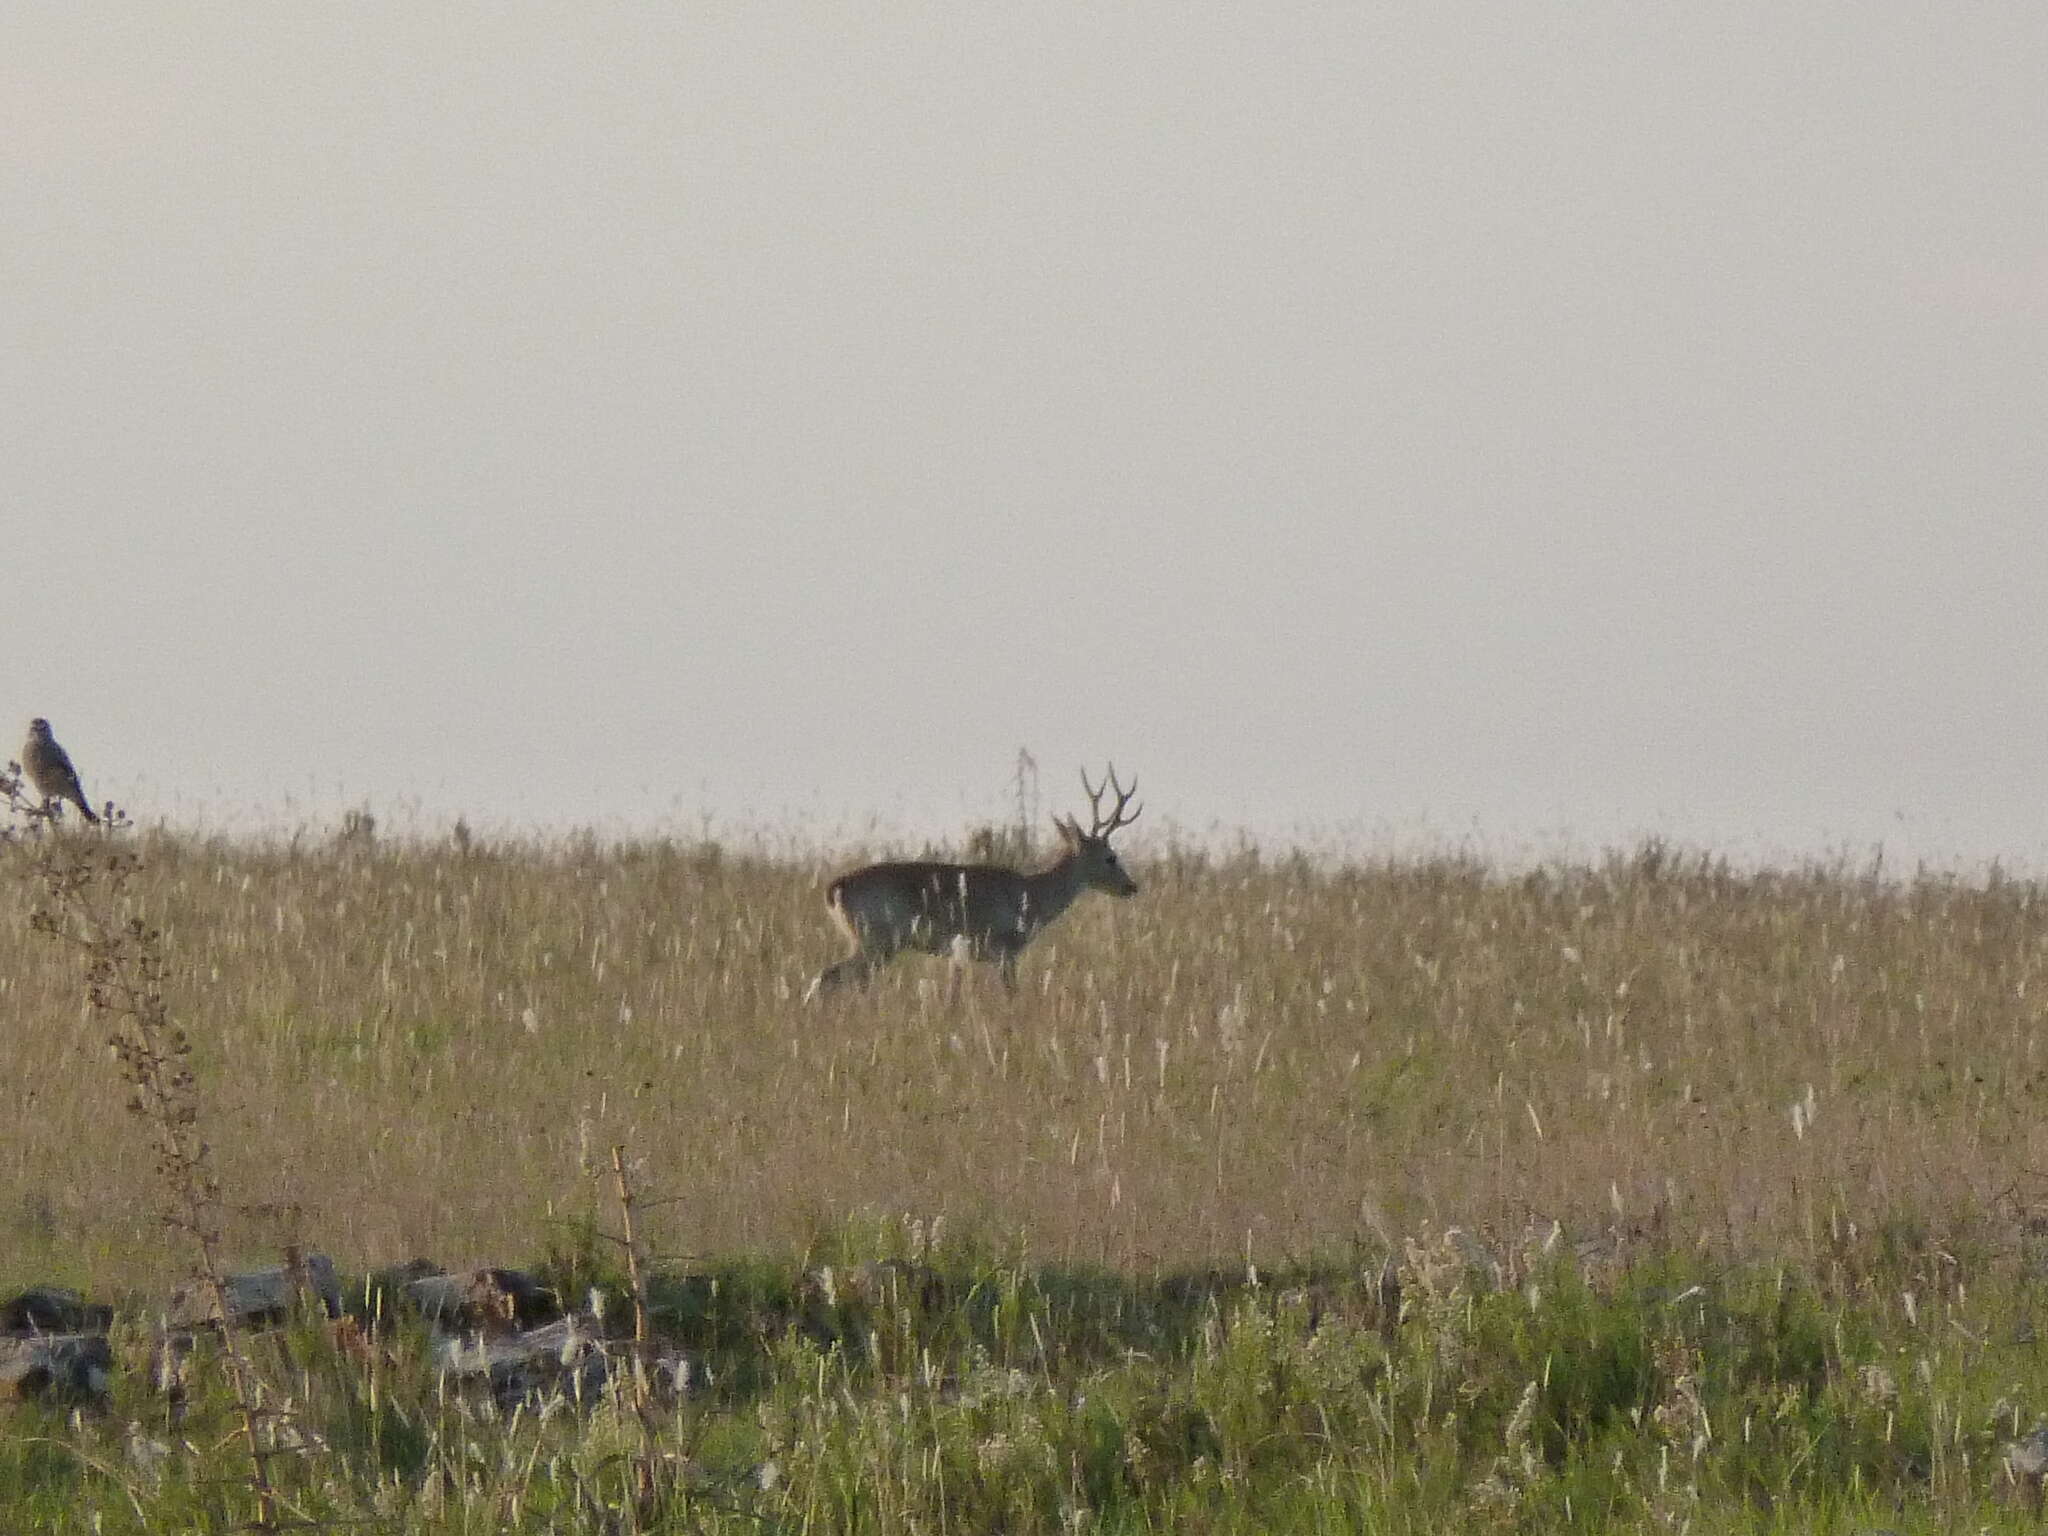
[805,908,899,1003]
[805,952,881,1002]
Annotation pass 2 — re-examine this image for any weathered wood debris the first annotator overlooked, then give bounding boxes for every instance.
[0,1329,112,1405]
[0,1286,113,1335]
[166,1253,343,1329]
[0,1283,116,1403]
[0,1256,695,1415]
[398,1265,614,1408]
[402,1264,562,1333]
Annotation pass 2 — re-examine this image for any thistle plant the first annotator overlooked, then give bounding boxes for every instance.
[4,773,286,1532]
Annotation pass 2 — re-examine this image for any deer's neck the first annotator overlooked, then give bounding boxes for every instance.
[1016,850,1090,935]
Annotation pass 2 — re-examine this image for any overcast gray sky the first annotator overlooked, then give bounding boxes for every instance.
[5,4,2045,863]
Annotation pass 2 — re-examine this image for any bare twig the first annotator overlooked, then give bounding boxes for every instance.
[606,1143,670,1531]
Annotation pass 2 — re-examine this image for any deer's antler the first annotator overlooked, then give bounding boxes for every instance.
[1080,764,1142,839]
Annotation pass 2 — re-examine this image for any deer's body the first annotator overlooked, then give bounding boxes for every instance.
[807,767,1141,999]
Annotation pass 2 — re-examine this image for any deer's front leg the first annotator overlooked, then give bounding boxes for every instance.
[993,943,1024,993]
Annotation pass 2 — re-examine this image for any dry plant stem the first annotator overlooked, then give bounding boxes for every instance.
[608,1143,662,1527]
[609,1145,652,1362]
[18,827,284,1535]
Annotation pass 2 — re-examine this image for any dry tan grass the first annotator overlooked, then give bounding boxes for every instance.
[5,831,2046,1295]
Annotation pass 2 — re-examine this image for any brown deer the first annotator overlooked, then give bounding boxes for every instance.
[805,766,1143,1000]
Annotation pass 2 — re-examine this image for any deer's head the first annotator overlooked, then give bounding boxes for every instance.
[1053,765,1142,897]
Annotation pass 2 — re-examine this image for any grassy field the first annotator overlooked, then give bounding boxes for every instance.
[6,816,2048,1529]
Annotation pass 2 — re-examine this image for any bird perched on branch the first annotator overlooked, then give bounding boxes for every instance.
[22,718,99,824]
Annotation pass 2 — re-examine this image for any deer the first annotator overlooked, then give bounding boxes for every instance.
[804,766,1143,1001]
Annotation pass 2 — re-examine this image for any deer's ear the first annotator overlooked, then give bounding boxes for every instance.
[1052,815,1080,846]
